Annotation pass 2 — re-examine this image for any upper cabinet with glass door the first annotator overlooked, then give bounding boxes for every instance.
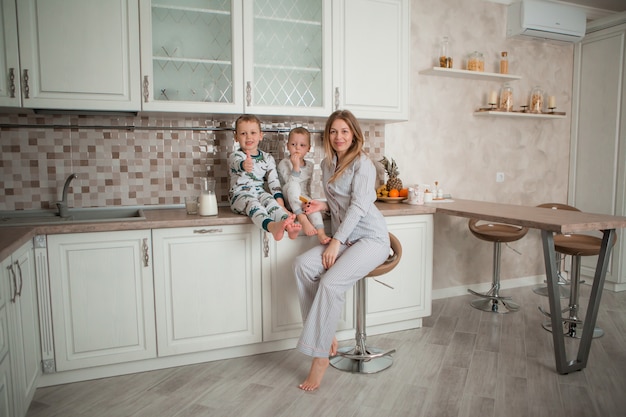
[139,0,243,113]
[242,0,332,117]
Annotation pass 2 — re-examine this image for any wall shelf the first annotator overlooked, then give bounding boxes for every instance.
[419,67,522,82]
[474,110,566,119]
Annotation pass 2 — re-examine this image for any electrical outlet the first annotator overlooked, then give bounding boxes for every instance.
[496,172,505,183]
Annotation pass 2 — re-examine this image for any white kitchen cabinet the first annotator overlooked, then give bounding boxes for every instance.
[367,215,433,330]
[243,0,332,117]
[569,19,626,291]
[0,256,14,417]
[46,231,156,371]
[262,214,433,341]
[152,224,262,356]
[261,231,354,342]
[16,0,140,111]
[139,0,244,113]
[332,0,409,121]
[140,0,332,116]
[0,0,21,107]
[2,240,39,417]
[0,352,11,417]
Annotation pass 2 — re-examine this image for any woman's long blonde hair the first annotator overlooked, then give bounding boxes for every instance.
[323,110,365,183]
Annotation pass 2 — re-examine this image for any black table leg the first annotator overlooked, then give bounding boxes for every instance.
[541,229,616,374]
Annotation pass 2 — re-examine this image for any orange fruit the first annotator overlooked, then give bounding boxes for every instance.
[399,188,408,197]
[388,189,400,198]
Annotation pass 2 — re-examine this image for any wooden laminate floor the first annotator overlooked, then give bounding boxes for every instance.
[26,284,626,417]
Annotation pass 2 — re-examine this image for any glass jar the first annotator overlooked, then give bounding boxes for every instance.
[199,177,218,216]
[500,51,508,74]
[530,86,544,113]
[467,51,484,72]
[499,83,514,111]
[439,36,453,68]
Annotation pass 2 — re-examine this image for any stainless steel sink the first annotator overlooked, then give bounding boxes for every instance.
[0,208,146,227]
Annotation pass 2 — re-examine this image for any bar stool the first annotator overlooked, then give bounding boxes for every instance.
[330,233,402,374]
[467,218,528,313]
[532,203,574,299]
[537,204,616,338]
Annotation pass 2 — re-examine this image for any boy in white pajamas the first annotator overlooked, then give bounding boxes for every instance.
[278,127,330,244]
[228,114,301,241]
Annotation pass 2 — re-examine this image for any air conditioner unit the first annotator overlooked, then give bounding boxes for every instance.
[507,0,586,43]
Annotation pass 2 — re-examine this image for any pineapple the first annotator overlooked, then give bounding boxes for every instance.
[380,156,403,191]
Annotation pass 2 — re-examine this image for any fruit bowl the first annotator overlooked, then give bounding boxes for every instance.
[376,197,405,204]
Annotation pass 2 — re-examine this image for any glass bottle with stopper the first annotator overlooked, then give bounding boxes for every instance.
[439,36,453,68]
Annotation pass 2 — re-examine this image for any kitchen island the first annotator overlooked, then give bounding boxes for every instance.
[430,199,626,374]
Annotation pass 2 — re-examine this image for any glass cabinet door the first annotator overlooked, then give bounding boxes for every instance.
[139,0,243,113]
[243,0,332,117]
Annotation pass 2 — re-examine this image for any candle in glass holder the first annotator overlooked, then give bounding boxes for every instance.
[488,91,498,105]
[548,95,556,109]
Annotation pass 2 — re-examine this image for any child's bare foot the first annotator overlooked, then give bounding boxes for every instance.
[298,357,329,391]
[267,220,286,241]
[297,214,317,237]
[330,337,338,356]
[317,230,331,245]
[286,221,302,240]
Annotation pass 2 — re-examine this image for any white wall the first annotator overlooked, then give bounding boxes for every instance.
[389,0,574,292]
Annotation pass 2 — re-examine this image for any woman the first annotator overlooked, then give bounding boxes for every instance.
[294,110,390,391]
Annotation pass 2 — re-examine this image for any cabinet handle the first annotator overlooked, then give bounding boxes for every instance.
[15,260,23,297]
[143,76,149,102]
[334,87,340,110]
[9,68,15,98]
[263,233,269,258]
[23,69,29,99]
[193,228,223,234]
[142,238,150,267]
[8,264,17,303]
[246,81,251,106]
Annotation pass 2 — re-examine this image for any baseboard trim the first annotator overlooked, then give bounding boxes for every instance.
[432,275,545,300]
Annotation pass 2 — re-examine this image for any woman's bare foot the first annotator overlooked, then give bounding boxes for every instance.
[330,337,338,356]
[317,230,331,245]
[298,357,329,391]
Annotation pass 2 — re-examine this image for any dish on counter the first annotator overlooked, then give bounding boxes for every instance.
[376,197,405,204]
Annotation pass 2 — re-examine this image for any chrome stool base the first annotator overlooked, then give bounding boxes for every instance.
[541,321,604,339]
[330,346,395,374]
[470,296,519,314]
[532,284,570,299]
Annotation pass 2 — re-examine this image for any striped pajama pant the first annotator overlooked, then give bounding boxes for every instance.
[293,237,390,358]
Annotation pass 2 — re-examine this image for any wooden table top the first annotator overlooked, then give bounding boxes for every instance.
[430,199,626,234]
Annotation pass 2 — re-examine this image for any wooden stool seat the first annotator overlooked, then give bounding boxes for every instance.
[330,233,401,374]
[554,234,603,257]
[469,220,529,242]
[467,219,528,313]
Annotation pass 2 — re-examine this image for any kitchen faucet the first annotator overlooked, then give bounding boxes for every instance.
[57,173,78,218]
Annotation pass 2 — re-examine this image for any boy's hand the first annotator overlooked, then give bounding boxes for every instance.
[290,152,301,171]
[243,151,253,172]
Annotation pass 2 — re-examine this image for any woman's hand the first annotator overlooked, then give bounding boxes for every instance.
[304,199,327,214]
[322,239,340,269]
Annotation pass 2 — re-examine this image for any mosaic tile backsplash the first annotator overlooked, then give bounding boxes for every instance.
[0,113,385,211]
